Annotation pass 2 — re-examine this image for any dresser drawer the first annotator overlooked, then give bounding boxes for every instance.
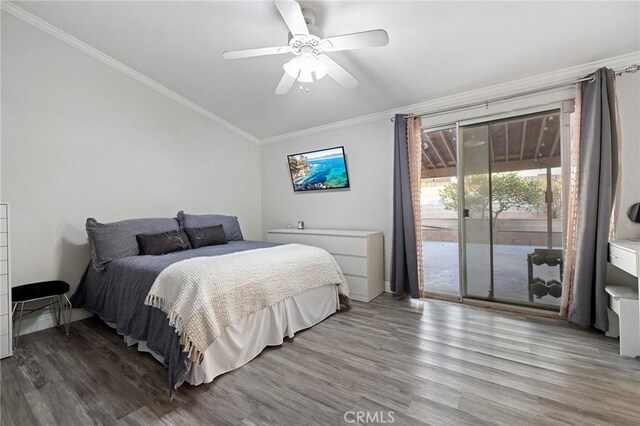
[0,295,7,315]
[333,254,367,277]
[0,334,9,358]
[0,247,6,261]
[0,275,7,296]
[306,235,366,257]
[267,233,309,245]
[345,274,368,297]
[0,315,8,335]
[0,261,6,275]
[609,245,637,276]
[0,233,6,247]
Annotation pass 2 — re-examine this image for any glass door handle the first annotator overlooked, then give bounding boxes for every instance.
[463,209,470,218]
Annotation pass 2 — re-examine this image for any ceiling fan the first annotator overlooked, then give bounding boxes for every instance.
[222,0,389,95]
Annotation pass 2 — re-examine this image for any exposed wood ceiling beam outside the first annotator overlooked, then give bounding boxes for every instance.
[490,131,496,163]
[423,156,561,178]
[421,111,561,177]
[422,146,436,168]
[493,156,560,172]
[439,131,456,165]
[422,166,458,178]
[533,116,548,160]
[550,129,561,157]
[505,123,509,163]
[425,133,447,167]
[519,119,528,160]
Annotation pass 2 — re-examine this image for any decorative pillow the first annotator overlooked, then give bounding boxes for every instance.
[184,225,228,249]
[137,230,192,255]
[177,211,244,241]
[86,217,179,270]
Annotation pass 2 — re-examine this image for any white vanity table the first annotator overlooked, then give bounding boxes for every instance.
[608,240,640,356]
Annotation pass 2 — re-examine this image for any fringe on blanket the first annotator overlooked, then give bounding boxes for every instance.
[339,293,351,308]
[145,293,205,365]
[180,334,205,365]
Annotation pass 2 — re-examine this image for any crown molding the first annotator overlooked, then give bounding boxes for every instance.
[1,1,261,145]
[4,0,637,147]
[260,50,640,145]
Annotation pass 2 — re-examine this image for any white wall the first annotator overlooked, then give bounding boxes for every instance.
[260,68,640,286]
[607,73,640,287]
[614,73,640,240]
[1,12,262,308]
[261,119,394,281]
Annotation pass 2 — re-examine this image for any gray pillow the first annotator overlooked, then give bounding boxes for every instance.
[177,211,244,241]
[86,217,179,270]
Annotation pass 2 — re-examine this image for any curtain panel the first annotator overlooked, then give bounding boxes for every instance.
[391,114,424,298]
[560,85,582,317]
[561,68,620,331]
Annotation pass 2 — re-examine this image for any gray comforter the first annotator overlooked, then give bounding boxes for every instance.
[70,240,275,395]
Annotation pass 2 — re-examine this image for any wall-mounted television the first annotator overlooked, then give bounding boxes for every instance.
[287,146,350,192]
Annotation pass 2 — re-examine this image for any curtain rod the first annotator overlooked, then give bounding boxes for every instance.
[391,64,640,122]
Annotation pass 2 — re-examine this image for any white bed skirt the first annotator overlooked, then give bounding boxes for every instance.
[108,284,340,386]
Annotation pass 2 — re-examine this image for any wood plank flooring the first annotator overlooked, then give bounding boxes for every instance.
[1,294,639,425]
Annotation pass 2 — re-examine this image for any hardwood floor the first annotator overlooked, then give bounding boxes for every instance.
[1,294,639,425]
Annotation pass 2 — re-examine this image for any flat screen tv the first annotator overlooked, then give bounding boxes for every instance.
[288,146,350,192]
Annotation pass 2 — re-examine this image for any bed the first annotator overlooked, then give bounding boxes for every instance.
[70,213,349,395]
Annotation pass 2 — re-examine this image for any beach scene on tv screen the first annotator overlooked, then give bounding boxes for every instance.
[288,147,349,191]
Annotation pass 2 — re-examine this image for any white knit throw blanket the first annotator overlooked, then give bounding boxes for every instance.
[144,244,350,364]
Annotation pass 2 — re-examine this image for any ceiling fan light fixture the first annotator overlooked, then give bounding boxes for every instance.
[298,69,314,83]
[223,1,387,94]
[299,54,315,69]
[283,56,303,78]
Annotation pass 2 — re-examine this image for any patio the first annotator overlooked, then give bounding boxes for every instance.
[423,241,562,307]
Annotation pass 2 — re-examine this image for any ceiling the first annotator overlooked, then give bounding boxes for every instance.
[11,1,640,140]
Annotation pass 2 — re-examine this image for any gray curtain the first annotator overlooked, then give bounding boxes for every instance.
[569,68,619,331]
[391,114,420,298]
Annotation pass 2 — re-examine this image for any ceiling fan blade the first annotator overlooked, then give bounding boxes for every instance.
[323,29,389,52]
[323,56,359,90]
[275,72,297,95]
[274,0,309,36]
[222,46,291,60]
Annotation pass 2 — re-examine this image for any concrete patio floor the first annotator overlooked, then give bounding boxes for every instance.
[423,241,562,307]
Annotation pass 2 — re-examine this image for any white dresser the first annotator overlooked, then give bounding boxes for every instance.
[609,240,639,279]
[266,228,384,302]
[608,239,640,356]
[0,203,12,358]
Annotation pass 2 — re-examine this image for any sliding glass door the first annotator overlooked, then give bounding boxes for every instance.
[421,126,460,297]
[421,106,567,309]
[460,123,493,299]
[457,109,565,309]
[489,111,564,307]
